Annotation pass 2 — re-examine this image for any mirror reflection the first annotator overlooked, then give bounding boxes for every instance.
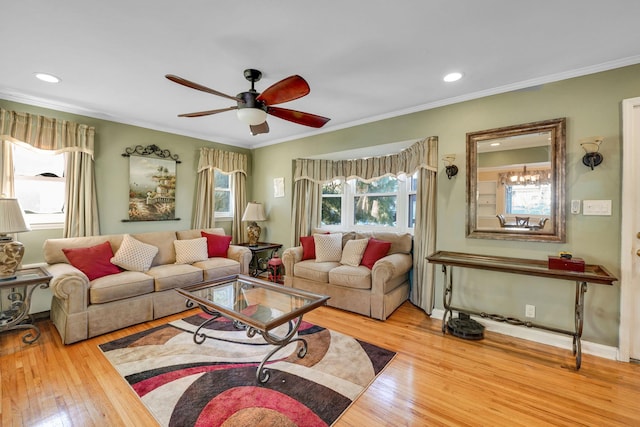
[466,118,566,242]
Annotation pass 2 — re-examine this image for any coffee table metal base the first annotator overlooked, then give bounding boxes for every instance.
[191,303,308,383]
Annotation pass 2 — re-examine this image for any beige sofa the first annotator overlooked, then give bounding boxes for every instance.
[43,228,251,344]
[282,229,412,320]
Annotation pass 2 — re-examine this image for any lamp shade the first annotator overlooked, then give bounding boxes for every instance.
[242,202,267,222]
[0,198,30,235]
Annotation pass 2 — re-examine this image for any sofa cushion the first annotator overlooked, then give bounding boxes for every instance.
[329,265,372,290]
[340,238,369,267]
[177,227,225,240]
[314,233,343,262]
[146,264,204,292]
[130,231,178,266]
[89,271,154,304]
[193,258,241,281]
[62,241,121,281]
[174,237,208,264]
[361,238,392,269]
[111,234,159,272]
[356,231,412,255]
[201,231,232,258]
[294,260,339,283]
[300,235,317,260]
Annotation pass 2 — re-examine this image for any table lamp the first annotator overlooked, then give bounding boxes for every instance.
[0,197,31,280]
[241,202,266,247]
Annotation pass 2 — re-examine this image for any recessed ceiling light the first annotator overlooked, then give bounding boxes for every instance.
[443,72,463,83]
[34,72,61,83]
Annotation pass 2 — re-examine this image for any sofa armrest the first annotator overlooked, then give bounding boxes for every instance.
[227,245,252,275]
[282,246,303,277]
[371,253,413,294]
[43,263,90,314]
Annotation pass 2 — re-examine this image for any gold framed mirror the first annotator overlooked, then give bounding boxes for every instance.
[466,118,566,242]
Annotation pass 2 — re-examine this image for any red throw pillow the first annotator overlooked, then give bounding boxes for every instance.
[360,238,392,269]
[62,241,121,281]
[300,235,316,260]
[201,231,232,258]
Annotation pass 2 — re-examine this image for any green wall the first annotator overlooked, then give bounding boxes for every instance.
[252,64,640,346]
[0,99,250,262]
[4,63,639,346]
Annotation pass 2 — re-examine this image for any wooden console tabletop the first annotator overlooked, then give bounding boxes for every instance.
[426,251,617,369]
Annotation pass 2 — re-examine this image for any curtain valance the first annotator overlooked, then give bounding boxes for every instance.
[197,147,247,175]
[293,137,437,183]
[0,108,95,157]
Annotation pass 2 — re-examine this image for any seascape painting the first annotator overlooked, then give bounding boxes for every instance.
[128,155,176,221]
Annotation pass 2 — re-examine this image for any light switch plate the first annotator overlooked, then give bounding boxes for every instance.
[571,200,581,214]
[583,200,612,215]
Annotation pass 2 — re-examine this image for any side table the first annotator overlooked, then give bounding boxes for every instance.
[0,266,52,344]
[237,242,283,277]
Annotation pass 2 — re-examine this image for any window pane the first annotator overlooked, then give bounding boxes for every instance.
[321,197,342,225]
[355,176,398,194]
[215,171,229,188]
[408,194,416,228]
[322,180,343,194]
[354,195,397,226]
[15,177,65,214]
[214,190,230,213]
[506,184,551,215]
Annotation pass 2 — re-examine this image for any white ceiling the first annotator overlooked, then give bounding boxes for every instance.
[2,1,640,149]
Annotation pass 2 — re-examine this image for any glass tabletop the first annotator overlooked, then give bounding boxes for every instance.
[177,275,329,331]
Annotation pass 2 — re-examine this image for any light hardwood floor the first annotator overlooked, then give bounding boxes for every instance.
[1,301,639,426]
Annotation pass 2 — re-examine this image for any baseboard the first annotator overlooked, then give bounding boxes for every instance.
[431,309,619,361]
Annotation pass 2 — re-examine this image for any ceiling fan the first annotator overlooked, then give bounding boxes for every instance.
[165,69,330,135]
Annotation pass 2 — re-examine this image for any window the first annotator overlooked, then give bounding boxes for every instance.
[321,173,417,232]
[214,170,233,218]
[505,183,551,215]
[13,144,66,227]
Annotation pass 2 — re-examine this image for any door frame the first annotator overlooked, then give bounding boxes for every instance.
[619,96,640,362]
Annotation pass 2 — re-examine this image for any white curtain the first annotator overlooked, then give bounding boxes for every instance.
[0,108,98,237]
[193,147,247,243]
[291,137,439,313]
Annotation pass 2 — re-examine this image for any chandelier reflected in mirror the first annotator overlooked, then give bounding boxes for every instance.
[498,165,551,186]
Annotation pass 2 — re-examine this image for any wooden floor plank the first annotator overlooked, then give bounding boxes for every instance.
[0,301,639,426]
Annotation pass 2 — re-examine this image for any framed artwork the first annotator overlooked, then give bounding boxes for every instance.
[274,177,285,198]
[121,144,180,221]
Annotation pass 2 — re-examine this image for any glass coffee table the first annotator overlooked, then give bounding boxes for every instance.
[176,274,329,383]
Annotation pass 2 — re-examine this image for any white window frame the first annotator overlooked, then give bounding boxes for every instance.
[321,173,416,234]
[12,144,66,230]
[213,170,234,219]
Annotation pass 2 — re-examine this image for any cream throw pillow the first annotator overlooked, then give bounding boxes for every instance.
[174,237,209,264]
[340,238,369,267]
[314,233,343,263]
[111,234,159,272]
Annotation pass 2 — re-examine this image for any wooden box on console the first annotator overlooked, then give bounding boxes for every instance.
[548,256,585,272]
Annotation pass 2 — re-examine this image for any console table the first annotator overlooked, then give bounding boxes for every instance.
[426,251,617,369]
[0,266,52,344]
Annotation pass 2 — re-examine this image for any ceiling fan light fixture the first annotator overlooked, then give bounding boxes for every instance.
[237,107,268,126]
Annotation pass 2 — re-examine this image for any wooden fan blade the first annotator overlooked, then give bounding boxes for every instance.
[267,107,330,128]
[250,122,270,135]
[257,75,310,105]
[166,74,241,102]
[178,106,237,117]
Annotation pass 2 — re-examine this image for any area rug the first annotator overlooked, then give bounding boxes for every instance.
[99,312,395,426]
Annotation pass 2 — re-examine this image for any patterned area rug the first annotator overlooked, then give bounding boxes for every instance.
[99,312,395,426]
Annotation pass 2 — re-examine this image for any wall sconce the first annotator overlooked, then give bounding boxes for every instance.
[442,154,458,179]
[580,137,604,170]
